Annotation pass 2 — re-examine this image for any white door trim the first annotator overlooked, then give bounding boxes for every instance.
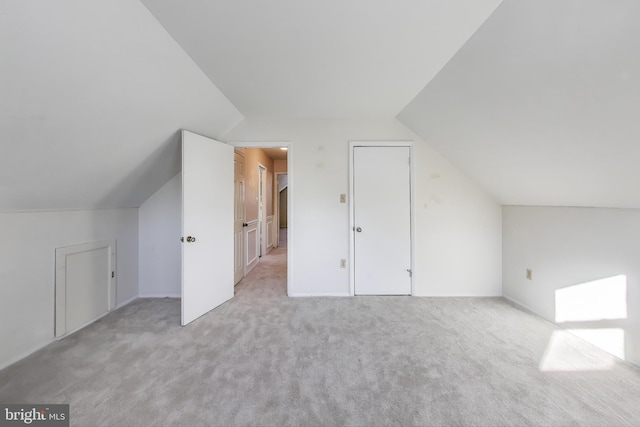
[234,152,246,285]
[258,163,267,257]
[245,220,260,274]
[274,171,288,248]
[349,141,415,297]
[55,239,116,337]
[227,141,292,297]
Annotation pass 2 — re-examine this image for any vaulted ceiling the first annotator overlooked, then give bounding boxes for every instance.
[140,0,502,119]
[399,0,640,208]
[2,0,639,211]
[1,0,242,211]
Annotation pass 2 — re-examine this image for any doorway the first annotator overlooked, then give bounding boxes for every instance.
[234,152,245,285]
[350,143,413,296]
[232,143,290,295]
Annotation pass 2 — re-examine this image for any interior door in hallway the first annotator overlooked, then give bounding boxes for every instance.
[182,130,234,326]
[258,164,266,257]
[353,146,412,295]
[234,152,245,285]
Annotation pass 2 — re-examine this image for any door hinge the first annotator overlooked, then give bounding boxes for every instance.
[408,157,411,166]
[406,269,412,277]
[111,271,115,278]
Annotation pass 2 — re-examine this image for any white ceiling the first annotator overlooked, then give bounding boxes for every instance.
[0,0,242,211]
[140,0,502,119]
[398,0,640,208]
[4,0,638,211]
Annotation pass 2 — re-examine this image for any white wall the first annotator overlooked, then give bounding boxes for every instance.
[1,0,242,212]
[414,140,502,296]
[139,174,182,297]
[503,206,640,366]
[224,118,502,297]
[0,208,138,369]
[398,1,640,209]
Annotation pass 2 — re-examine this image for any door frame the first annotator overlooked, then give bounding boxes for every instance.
[274,171,288,248]
[233,150,246,284]
[228,141,292,297]
[55,239,116,337]
[349,141,415,297]
[258,163,267,257]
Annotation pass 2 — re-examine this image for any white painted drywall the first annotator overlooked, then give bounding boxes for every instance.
[0,208,138,370]
[139,174,182,297]
[414,141,502,296]
[399,0,640,209]
[223,118,501,297]
[1,0,242,212]
[503,206,640,366]
[141,0,502,118]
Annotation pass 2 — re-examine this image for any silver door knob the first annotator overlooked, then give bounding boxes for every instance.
[356,227,362,232]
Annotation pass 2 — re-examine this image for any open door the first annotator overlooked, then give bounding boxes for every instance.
[181,130,234,326]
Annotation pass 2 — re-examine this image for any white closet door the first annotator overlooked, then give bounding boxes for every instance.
[353,146,412,295]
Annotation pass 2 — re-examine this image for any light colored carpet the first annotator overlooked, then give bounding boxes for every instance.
[279,228,287,249]
[2,245,640,426]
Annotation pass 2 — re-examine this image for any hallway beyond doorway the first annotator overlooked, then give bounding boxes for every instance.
[235,228,287,296]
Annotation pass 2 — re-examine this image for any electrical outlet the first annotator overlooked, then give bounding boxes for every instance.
[526,269,532,280]
[340,194,346,203]
[340,259,346,268]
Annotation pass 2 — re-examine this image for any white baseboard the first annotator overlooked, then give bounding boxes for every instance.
[412,293,503,297]
[0,296,140,371]
[244,262,258,276]
[502,294,640,369]
[288,293,351,297]
[57,310,113,340]
[0,341,53,371]
[116,295,139,308]
[287,293,505,297]
[138,293,180,298]
[627,356,640,368]
[502,294,542,317]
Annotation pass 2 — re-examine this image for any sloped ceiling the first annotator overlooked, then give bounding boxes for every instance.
[398,0,640,208]
[0,0,242,211]
[140,0,502,119]
[8,1,635,211]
